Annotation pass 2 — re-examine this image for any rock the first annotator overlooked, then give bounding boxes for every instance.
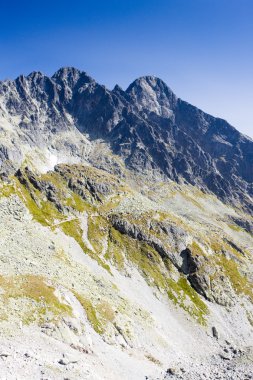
[58,353,78,366]
[219,353,231,361]
[212,326,219,339]
[166,368,176,375]
[70,344,90,354]
[58,358,68,365]
[0,353,10,358]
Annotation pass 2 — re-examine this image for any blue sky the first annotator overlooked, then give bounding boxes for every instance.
[0,0,252,137]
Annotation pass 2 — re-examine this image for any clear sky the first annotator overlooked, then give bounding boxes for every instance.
[0,0,252,138]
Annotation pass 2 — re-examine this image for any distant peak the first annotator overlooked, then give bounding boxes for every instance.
[52,67,94,87]
[52,67,82,79]
[113,84,123,92]
[126,75,177,116]
[13,71,46,87]
[127,75,173,90]
[136,75,162,84]
[26,71,45,80]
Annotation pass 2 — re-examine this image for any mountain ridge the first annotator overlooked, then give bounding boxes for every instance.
[0,67,252,213]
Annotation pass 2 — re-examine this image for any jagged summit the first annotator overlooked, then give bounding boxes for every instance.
[126,75,177,117]
[5,67,93,89]
[26,70,45,79]
[52,66,84,78]
[112,84,124,92]
[126,75,175,96]
[52,66,94,87]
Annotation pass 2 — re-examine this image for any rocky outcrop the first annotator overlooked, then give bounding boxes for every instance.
[54,164,120,203]
[230,216,253,235]
[110,214,189,269]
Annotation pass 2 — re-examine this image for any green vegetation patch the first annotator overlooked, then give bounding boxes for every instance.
[12,176,64,226]
[0,182,16,198]
[0,275,72,324]
[73,292,104,334]
[59,218,111,273]
[209,237,245,260]
[74,293,115,335]
[189,241,206,257]
[228,224,243,232]
[97,301,115,324]
[213,255,253,301]
[87,214,108,253]
[167,276,209,325]
[105,227,125,270]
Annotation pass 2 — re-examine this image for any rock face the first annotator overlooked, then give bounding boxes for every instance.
[0,67,252,211]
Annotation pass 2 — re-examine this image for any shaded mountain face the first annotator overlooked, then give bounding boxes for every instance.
[0,67,252,211]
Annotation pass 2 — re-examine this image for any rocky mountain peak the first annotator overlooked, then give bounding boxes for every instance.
[15,71,56,95]
[126,75,177,117]
[112,84,124,93]
[26,70,45,81]
[52,67,94,89]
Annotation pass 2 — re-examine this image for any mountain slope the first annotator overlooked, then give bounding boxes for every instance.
[0,68,252,379]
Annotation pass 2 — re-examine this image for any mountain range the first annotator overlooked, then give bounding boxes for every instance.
[1,67,252,210]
